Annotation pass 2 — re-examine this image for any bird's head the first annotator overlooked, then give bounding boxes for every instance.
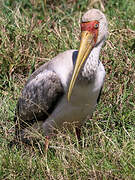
[68,9,108,101]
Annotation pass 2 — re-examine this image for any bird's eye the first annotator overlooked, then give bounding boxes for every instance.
[94,23,99,29]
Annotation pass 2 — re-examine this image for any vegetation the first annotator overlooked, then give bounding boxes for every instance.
[0,0,135,179]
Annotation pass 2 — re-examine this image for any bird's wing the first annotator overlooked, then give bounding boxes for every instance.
[97,86,103,104]
[16,68,64,127]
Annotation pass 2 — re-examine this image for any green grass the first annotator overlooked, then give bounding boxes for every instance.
[0,0,135,179]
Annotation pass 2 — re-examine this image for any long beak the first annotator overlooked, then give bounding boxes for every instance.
[67,31,95,101]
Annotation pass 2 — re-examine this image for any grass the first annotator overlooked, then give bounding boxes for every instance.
[0,0,135,179]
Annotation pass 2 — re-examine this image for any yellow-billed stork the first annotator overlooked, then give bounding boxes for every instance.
[15,9,108,146]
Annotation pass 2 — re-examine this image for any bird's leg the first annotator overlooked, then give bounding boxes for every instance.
[45,136,49,152]
[75,127,81,144]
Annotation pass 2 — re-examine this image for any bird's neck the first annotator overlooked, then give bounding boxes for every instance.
[79,41,103,81]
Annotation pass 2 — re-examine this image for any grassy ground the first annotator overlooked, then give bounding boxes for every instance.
[0,0,135,179]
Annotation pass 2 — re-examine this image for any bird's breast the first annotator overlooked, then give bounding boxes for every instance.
[69,81,98,106]
[42,83,98,136]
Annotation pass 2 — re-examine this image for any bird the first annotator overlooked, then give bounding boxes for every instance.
[14,9,108,148]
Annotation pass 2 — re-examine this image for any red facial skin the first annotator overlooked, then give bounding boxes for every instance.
[81,20,99,43]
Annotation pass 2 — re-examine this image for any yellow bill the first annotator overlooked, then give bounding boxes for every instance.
[67,31,96,101]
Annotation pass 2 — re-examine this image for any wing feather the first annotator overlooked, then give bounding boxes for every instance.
[15,69,64,137]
